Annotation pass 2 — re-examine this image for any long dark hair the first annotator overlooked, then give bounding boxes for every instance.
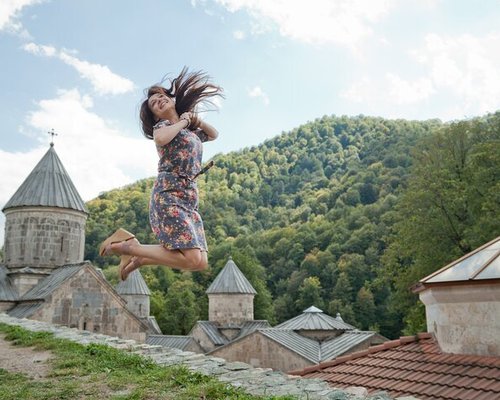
[140,67,223,139]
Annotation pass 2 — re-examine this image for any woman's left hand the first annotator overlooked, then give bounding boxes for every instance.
[190,113,201,129]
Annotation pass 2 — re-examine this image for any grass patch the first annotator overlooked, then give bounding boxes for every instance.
[0,323,297,400]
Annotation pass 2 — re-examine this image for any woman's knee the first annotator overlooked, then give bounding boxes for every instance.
[196,254,208,271]
[184,250,207,271]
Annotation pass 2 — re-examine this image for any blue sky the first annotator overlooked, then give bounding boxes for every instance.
[1,0,500,244]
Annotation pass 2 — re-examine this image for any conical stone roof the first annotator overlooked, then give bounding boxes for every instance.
[275,306,355,331]
[2,144,87,213]
[206,257,257,294]
[115,270,151,295]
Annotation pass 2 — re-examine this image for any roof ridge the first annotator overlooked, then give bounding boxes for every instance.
[259,329,320,364]
[206,258,257,294]
[290,333,433,376]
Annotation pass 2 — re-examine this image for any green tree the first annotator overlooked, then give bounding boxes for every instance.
[163,278,200,335]
[296,276,324,311]
[354,286,376,330]
[332,272,353,304]
[150,290,168,332]
[328,299,358,327]
[384,113,500,333]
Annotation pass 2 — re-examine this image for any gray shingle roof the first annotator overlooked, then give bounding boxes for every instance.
[146,335,197,350]
[19,263,84,300]
[213,328,378,364]
[320,331,377,361]
[115,270,151,295]
[7,302,44,318]
[237,320,272,339]
[2,145,87,213]
[260,329,320,363]
[192,321,229,346]
[0,265,18,301]
[420,235,500,283]
[206,258,257,294]
[275,306,355,331]
[141,316,162,334]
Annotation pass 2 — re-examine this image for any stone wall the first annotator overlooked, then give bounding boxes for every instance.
[208,293,254,325]
[4,207,86,270]
[120,294,150,318]
[210,331,313,372]
[420,282,500,356]
[0,313,401,399]
[190,322,219,352]
[8,272,48,297]
[30,266,147,342]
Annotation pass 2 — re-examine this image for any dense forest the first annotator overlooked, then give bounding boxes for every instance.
[85,113,500,338]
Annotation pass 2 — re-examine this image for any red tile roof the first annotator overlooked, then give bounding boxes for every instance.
[290,333,500,400]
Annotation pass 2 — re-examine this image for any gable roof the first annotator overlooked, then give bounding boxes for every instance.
[7,302,44,318]
[206,326,378,365]
[115,270,151,295]
[2,144,87,213]
[141,316,162,334]
[291,333,500,400]
[146,334,198,350]
[6,262,150,331]
[192,321,229,346]
[320,331,380,361]
[275,306,355,331]
[237,320,271,339]
[6,262,97,318]
[419,235,500,286]
[0,265,18,301]
[260,329,320,363]
[19,263,83,300]
[206,257,256,295]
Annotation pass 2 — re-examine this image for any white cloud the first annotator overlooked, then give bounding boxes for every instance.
[23,42,56,56]
[342,32,500,119]
[412,32,500,115]
[386,74,435,104]
[0,89,159,245]
[0,0,42,34]
[213,0,395,49]
[23,42,135,95]
[341,76,375,103]
[233,30,245,40]
[248,86,269,105]
[0,89,157,240]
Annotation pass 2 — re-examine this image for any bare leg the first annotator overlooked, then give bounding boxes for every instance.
[110,242,208,271]
[121,250,207,280]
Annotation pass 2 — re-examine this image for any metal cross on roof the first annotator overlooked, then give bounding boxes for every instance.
[48,128,58,146]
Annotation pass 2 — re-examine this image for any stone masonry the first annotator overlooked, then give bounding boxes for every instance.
[0,313,414,400]
[4,207,86,271]
[209,293,254,325]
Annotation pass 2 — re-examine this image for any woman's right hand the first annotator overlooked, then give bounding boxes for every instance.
[180,112,192,126]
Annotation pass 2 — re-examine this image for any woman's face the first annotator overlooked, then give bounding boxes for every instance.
[148,92,175,120]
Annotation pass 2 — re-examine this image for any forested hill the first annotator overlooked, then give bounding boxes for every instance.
[85,113,500,338]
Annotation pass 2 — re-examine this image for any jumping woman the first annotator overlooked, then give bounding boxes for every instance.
[99,67,223,280]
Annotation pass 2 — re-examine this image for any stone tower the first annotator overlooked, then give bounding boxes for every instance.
[206,257,257,326]
[415,235,500,356]
[115,270,151,319]
[2,144,88,295]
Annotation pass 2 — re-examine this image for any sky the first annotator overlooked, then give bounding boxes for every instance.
[1,0,500,245]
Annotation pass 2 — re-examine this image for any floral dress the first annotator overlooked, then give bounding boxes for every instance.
[149,119,209,251]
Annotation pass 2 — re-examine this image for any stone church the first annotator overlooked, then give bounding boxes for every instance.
[0,143,159,341]
[148,257,387,372]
